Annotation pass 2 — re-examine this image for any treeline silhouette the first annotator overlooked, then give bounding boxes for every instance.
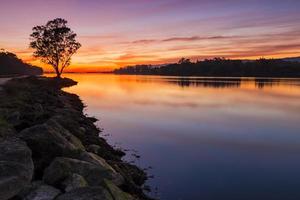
[0,50,43,76]
[114,57,300,77]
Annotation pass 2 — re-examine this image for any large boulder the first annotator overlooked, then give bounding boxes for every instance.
[103,179,134,200]
[110,162,148,198]
[78,151,118,173]
[18,119,85,177]
[55,187,113,200]
[77,151,124,186]
[19,181,61,200]
[56,181,134,200]
[113,162,147,186]
[51,114,88,144]
[61,174,88,192]
[0,137,34,199]
[43,157,123,188]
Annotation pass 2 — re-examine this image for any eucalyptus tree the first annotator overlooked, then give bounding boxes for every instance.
[30,18,81,78]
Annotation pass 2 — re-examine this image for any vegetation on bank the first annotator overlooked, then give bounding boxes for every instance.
[114,57,300,77]
[0,50,43,76]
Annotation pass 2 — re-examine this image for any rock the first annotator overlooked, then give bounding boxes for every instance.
[55,187,113,200]
[79,152,117,172]
[110,162,148,198]
[43,157,123,188]
[6,111,21,125]
[103,179,134,200]
[18,119,85,178]
[62,174,88,192]
[0,117,14,138]
[0,137,34,200]
[79,127,86,133]
[33,103,44,113]
[86,144,101,154]
[87,117,98,123]
[51,114,104,150]
[86,143,125,161]
[114,162,147,186]
[21,181,61,200]
[78,152,124,186]
[51,114,86,143]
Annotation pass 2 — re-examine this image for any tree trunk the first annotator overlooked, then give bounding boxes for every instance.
[54,61,61,78]
[55,68,61,78]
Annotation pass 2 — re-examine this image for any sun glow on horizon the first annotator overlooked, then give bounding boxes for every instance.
[1,0,300,72]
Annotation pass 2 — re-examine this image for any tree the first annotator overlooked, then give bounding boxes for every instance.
[30,18,81,78]
[178,57,191,64]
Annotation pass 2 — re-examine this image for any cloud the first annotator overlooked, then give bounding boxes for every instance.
[131,35,240,44]
[118,53,158,61]
[79,35,118,40]
[132,39,157,44]
[162,36,237,42]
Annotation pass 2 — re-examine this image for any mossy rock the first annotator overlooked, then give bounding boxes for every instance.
[55,187,113,200]
[43,157,122,187]
[62,174,88,192]
[17,181,61,200]
[103,179,135,200]
[0,137,34,199]
[18,119,85,178]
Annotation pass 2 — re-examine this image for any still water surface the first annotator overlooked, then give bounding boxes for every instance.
[63,74,300,200]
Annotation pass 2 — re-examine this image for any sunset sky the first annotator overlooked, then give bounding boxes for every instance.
[0,0,300,72]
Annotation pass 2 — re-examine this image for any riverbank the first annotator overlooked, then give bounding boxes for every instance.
[0,76,150,200]
[114,58,300,78]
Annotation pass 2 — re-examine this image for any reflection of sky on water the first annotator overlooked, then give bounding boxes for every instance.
[63,74,300,200]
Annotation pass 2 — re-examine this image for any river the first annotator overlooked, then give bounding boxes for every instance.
[62,74,300,200]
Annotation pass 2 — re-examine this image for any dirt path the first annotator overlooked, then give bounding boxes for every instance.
[0,78,11,85]
[0,76,28,87]
[0,78,12,92]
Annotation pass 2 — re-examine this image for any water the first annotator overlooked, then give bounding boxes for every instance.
[63,74,300,200]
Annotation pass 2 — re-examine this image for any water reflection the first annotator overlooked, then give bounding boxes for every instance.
[161,77,300,89]
[168,78,242,88]
[60,74,300,200]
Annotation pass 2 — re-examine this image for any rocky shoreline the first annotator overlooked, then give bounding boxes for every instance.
[0,76,151,200]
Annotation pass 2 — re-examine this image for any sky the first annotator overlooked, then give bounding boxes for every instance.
[0,0,300,72]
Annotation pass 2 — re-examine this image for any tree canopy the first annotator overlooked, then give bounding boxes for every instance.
[30,18,81,77]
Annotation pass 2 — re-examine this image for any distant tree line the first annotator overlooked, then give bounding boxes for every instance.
[0,50,43,76]
[114,57,300,77]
